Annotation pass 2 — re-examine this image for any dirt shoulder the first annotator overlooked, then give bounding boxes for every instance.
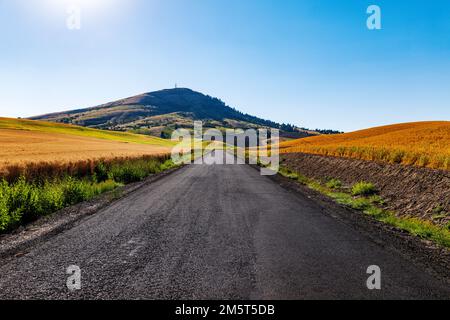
[281,152,450,226]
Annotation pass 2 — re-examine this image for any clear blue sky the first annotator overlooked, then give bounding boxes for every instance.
[0,0,449,132]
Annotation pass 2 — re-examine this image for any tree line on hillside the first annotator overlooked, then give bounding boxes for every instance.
[207,96,342,134]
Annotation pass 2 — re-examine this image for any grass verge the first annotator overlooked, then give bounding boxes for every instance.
[278,166,450,249]
[0,156,177,233]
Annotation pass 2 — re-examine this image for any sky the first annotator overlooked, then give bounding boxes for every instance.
[0,0,449,132]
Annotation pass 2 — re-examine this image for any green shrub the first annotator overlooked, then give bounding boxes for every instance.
[0,180,11,231]
[40,181,65,213]
[279,167,298,179]
[110,164,146,184]
[109,159,169,184]
[61,178,94,205]
[326,178,342,189]
[94,162,109,183]
[350,198,372,210]
[352,182,377,196]
[8,177,42,223]
[159,159,175,171]
[368,195,385,206]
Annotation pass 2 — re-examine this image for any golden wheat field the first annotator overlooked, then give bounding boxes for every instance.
[0,118,174,177]
[280,121,450,171]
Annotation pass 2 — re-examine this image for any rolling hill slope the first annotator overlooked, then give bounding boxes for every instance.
[0,117,173,146]
[280,121,450,171]
[30,88,314,139]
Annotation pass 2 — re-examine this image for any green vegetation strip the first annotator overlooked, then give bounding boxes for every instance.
[0,157,177,233]
[278,166,450,249]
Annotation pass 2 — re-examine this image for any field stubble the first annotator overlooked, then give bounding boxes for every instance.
[280,122,450,171]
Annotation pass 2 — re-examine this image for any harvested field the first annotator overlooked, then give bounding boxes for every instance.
[280,121,450,171]
[281,152,450,226]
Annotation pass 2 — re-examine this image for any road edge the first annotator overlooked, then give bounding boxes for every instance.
[250,165,450,284]
[0,165,186,262]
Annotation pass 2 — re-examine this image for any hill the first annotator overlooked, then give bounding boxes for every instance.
[30,88,315,139]
[0,117,174,172]
[279,121,450,171]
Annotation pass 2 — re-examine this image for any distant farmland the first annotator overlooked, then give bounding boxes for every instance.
[0,118,175,177]
[280,121,450,171]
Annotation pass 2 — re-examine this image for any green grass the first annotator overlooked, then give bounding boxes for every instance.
[351,181,377,196]
[278,166,450,249]
[0,177,121,231]
[109,159,175,184]
[325,178,342,189]
[0,158,178,233]
[0,117,175,147]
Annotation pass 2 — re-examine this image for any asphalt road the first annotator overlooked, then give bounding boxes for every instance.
[0,152,448,299]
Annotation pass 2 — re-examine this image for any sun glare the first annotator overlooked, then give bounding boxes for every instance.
[28,0,129,26]
[45,0,111,11]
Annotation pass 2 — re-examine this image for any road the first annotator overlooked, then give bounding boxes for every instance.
[0,152,448,299]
